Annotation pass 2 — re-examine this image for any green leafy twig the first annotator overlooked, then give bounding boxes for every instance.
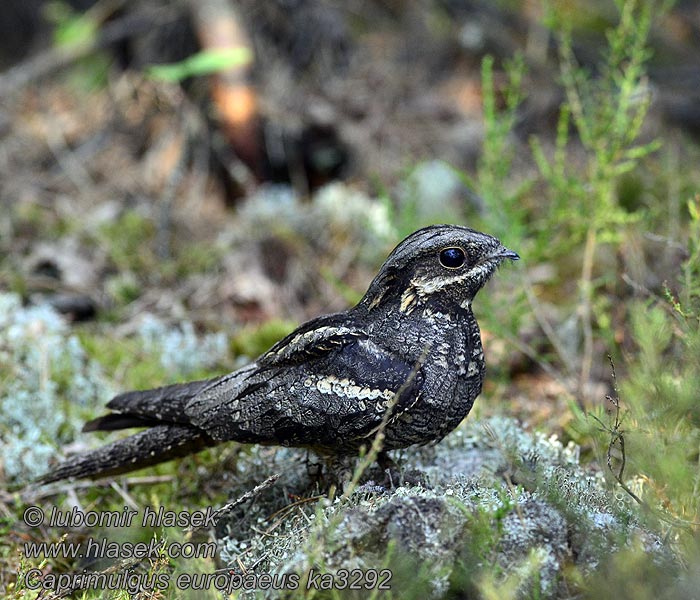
[145,48,253,82]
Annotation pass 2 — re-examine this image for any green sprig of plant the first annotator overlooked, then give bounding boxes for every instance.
[145,48,253,82]
[534,0,663,395]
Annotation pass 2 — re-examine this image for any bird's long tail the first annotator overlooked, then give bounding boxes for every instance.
[37,425,216,484]
[37,378,221,484]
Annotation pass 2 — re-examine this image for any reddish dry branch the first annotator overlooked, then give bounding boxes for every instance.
[189,0,261,173]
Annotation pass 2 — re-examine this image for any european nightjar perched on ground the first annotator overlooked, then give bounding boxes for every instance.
[39,224,518,484]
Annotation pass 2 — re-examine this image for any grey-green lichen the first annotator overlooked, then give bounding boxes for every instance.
[216,418,673,599]
[0,293,228,483]
[0,293,107,481]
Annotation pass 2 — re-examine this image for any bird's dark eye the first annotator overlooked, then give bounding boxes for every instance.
[439,247,466,269]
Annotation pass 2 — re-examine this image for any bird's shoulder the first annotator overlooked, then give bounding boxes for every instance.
[259,311,368,367]
[183,312,371,416]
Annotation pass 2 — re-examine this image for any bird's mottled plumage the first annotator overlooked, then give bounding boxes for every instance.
[39,224,518,484]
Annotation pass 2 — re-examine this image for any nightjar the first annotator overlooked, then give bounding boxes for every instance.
[39,224,518,483]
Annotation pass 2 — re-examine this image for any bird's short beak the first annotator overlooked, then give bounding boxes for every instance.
[497,246,520,261]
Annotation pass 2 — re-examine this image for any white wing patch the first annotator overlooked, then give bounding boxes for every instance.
[303,374,395,403]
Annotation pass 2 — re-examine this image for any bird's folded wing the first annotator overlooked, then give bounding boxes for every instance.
[185,315,424,448]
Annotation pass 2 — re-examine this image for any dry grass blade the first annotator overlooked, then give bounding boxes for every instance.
[184,473,280,534]
[340,342,432,500]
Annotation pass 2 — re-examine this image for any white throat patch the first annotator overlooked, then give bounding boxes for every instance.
[399,265,490,314]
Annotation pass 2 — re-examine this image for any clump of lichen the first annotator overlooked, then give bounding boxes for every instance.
[216,417,674,599]
[137,314,228,376]
[0,294,229,484]
[0,293,107,482]
[236,182,397,270]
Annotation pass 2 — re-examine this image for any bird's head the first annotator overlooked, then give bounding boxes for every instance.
[359,224,519,315]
